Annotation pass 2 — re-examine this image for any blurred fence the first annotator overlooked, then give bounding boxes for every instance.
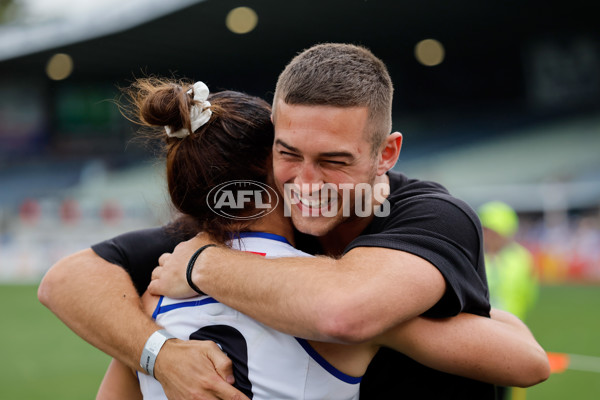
[520,214,600,283]
[0,196,170,283]
[1,188,599,284]
[0,162,172,283]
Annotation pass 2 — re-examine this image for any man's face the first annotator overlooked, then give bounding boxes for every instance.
[271,99,380,237]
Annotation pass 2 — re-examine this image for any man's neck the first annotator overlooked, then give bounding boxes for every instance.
[318,215,374,257]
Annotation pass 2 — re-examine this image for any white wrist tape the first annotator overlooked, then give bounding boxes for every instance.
[140,329,176,377]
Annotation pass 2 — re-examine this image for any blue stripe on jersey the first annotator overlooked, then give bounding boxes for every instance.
[155,297,220,316]
[151,295,165,320]
[295,338,362,384]
[236,231,291,245]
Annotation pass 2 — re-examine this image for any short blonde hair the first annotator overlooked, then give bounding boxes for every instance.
[273,43,393,152]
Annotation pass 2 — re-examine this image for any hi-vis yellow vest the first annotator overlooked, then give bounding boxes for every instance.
[485,242,539,321]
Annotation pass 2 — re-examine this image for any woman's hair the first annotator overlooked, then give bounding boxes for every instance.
[122,77,274,242]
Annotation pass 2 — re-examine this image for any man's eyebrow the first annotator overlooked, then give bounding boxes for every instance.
[320,151,354,159]
[275,139,355,160]
[274,139,299,152]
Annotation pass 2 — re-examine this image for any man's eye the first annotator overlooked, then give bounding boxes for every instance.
[323,160,345,165]
[280,151,298,157]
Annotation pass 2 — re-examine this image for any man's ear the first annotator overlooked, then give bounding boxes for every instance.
[376,132,403,176]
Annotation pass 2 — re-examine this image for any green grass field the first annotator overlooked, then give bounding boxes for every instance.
[0,284,111,399]
[524,284,600,400]
[1,283,598,399]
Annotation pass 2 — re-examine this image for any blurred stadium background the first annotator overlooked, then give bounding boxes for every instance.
[0,0,598,399]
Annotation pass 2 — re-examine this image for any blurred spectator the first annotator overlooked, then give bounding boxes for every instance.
[478,201,539,321]
[100,200,123,225]
[478,201,540,400]
[59,198,81,225]
[19,198,41,225]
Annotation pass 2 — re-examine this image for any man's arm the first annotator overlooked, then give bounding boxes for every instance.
[149,236,446,343]
[38,248,246,400]
[97,359,142,400]
[38,249,160,366]
[375,309,550,387]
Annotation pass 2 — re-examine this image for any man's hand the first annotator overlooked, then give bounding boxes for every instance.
[155,339,249,400]
[148,234,216,298]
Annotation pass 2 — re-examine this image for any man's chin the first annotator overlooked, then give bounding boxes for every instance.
[290,214,338,238]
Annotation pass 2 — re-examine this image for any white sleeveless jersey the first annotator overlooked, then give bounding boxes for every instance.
[138,232,361,400]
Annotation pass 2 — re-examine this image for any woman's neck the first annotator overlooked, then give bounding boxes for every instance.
[242,205,295,246]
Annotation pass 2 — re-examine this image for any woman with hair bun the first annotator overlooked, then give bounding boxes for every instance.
[96,78,548,400]
[124,79,278,243]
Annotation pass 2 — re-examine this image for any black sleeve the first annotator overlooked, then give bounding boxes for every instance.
[345,194,490,318]
[91,225,190,295]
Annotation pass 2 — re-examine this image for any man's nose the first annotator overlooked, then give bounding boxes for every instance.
[294,162,324,192]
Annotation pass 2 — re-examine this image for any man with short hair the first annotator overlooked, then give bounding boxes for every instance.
[40,43,496,399]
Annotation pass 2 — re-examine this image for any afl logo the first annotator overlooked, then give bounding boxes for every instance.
[207,180,279,220]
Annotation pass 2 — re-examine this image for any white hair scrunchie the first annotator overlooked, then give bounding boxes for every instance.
[165,81,213,138]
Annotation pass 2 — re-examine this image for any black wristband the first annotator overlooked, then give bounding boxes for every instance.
[186,244,217,295]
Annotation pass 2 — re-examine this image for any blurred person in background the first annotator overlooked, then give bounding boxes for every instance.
[478,201,539,322]
[478,201,540,400]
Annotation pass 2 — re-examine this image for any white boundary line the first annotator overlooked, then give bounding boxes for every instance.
[567,353,600,374]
